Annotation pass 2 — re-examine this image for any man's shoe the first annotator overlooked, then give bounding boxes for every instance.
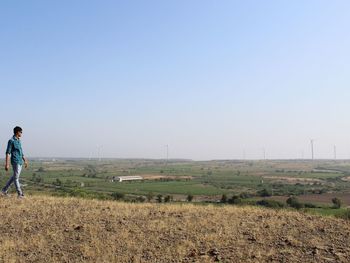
[18,194,25,199]
[1,190,8,197]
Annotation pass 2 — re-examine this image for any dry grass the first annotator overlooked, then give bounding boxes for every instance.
[0,196,349,263]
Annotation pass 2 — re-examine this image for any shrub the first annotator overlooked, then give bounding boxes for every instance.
[286,196,298,206]
[146,192,154,202]
[332,197,342,209]
[286,196,304,209]
[258,189,272,197]
[164,195,173,202]
[228,195,242,205]
[156,194,163,203]
[136,196,146,202]
[220,194,227,203]
[239,192,252,199]
[53,178,62,186]
[187,194,194,202]
[111,192,125,200]
[256,199,285,208]
[32,174,43,183]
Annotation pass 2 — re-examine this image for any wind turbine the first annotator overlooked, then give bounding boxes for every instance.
[263,147,266,160]
[97,145,103,162]
[165,144,169,165]
[310,139,315,160]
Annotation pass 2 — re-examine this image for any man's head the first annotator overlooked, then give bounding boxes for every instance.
[13,126,23,138]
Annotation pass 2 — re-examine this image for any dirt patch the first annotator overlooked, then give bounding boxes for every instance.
[341,176,350,182]
[263,176,323,185]
[140,174,193,180]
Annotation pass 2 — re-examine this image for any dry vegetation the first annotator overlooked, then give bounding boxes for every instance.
[0,196,350,263]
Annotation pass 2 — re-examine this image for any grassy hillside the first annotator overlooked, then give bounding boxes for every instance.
[0,196,349,263]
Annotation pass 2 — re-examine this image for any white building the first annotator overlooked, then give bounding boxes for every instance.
[116,176,143,182]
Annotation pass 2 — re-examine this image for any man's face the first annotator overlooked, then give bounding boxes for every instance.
[16,131,22,138]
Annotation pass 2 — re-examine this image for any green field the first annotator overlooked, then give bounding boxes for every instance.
[1,159,350,212]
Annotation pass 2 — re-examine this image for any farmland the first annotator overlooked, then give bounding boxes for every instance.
[1,159,350,208]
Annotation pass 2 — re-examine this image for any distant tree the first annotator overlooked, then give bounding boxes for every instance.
[111,192,125,201]
[332,197,342,209]
[286,196,304,209]
[38,167,45,172]
[258,188,272,197]
[294,202,305,209]
[85,165,97,178]
[286,196,298,206]
[220,194,227,203]
[136,196,146,203]
[146,192,154,202]
[31,173,43,183]
[54,178,62,186]
[187,194,194,202]
[256,199,285,208]
[156,194,163,203]
[239,192,251,199]
[228,195,242,205]
[164,195,173,203]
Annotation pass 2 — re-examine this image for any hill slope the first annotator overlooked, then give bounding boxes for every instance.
[0,196,349,263]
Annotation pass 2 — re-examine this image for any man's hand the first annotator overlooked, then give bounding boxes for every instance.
[5,154,10,172]
[24,161,29,169]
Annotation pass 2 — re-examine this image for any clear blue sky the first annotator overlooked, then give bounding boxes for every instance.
[1,1,350,160]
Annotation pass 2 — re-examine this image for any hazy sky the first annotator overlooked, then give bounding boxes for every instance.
[1,1,350,160]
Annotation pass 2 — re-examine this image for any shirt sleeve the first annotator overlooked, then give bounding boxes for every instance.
[6,140,13,155]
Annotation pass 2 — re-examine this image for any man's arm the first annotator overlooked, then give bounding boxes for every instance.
[5,154,10,171]
[23,156,28,168]
[5,140,12,171]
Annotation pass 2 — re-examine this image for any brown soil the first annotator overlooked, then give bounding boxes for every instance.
[141,174,193,180]
[0,196,349,262]
[263,176,323,184]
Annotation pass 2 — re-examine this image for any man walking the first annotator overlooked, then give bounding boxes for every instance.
[1,126,28,198]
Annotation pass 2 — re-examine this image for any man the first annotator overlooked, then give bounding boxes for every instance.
[1,126,28,198]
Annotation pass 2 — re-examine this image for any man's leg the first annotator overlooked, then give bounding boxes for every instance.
[2,173,15,194]
[12,164,23,196]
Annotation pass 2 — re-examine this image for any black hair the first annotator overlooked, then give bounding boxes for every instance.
[13,126,23,135]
